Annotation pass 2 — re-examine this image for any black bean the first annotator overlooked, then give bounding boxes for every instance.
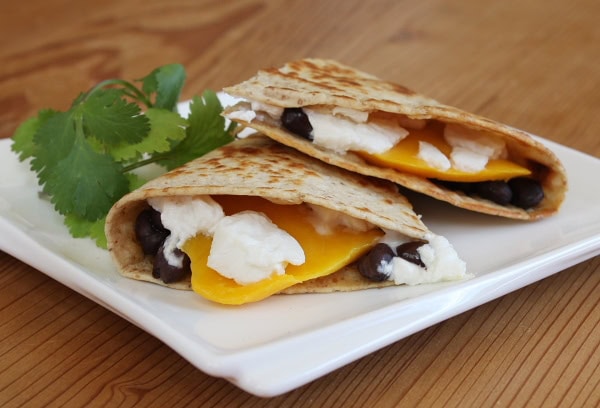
[135,209,169,255]
[475,181,513,205]
[357,243,395,281]
[150,209,164,230]
[509,178,544,209]
[435,180,475,195]
[153,242,191,283]
[396,240,427,268]
[281,108,313,140]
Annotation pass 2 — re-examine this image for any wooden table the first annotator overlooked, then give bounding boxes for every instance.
[1,0,599,406]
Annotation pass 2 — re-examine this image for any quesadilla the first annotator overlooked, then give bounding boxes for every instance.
[105,135,468,305]
[223,58,567,220]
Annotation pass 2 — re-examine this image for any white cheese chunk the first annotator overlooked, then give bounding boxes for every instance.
[207,211,305,285]
[305,108,409,154]
[306,203,374,235]
[444,124,507,160]
[418,141,451,171]
[149,195,469,288]
[250,101,284,118]
[384,235,469,285]
[149,196,225,267]
[450,147,489,173]
[378,229,412,248]
[227,110,257,123]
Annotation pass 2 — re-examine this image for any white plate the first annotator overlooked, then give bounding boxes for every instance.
[1,113,599,397]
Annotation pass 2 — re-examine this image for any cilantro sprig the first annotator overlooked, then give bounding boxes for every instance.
[11,64,236,248]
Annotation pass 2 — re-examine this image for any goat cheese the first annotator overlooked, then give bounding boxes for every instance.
[207,211,305,284]
[149,195,225,267]
[418,141,451,171]
[450,147,489,173]
[381,235,469,285]
[227,110,256,123]
[305,108,409,154]
[250,101,284,118]
[444,124,507,160]
[411,124,510,174]
[306,203,374,235]
[150,195,306,284]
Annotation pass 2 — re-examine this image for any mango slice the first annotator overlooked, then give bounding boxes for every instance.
[357,124,531,182]
[182,196,383,305]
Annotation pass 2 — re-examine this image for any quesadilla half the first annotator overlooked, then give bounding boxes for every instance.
[223,59,567,220]
[105,135,468,305]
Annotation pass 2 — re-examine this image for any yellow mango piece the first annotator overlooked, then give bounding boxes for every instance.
[182,196,383,305]
[357,124,531,182]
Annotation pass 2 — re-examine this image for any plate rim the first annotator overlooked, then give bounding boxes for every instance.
[1,133,599,397]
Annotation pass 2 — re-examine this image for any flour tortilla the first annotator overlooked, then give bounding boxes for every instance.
[223,58,567,220]
[105,135,432,294]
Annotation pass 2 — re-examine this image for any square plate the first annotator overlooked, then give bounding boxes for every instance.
[1,109,599,397]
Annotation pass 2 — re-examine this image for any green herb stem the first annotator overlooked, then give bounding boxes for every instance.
[120,152,171,173]
[74,111,85,140]
[85,79,153,107]
[10,63,231,248]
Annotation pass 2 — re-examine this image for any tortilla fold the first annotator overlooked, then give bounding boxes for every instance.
[223,58,567,220]
[105,135,434,295]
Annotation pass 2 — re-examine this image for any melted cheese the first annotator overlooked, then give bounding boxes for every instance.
[235,102,529,183]
[356,123,531,182]
[182,196,383,305]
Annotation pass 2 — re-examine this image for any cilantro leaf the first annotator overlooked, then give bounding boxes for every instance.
[141,64,186,111]
[110,108,186,162]
[12,110,63,162]
[158,90,235,170]
[126,172,148,191]
[80,89,150,146]
[11,64,234,248]
[30,110,77,182]
[43,134,130,220]
[12,116,42,161]
[64,214,108,249]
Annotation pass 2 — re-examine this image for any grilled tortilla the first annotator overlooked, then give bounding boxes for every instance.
[106,135,466,305]
[223,58,567,220]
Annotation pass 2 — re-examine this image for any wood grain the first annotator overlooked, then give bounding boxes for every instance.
[1,0,599,406]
